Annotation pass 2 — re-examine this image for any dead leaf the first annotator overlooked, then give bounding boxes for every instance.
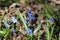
[9,3,20,8]
[39,30,44,35]
[52,38,56,40]
[20,0,26,6]
[51,0,57,2]
[0,9,4,16]
[37,4,42,11]
[56,1,60,4]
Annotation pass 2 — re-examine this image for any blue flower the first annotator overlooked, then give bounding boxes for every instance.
[27,10,32,15]
[11,16,18,23]
[49,17,55,22]
[27,10,35,22]
[25,19,29,23]
[13,29,17,33]
[30,15,35,22]
[27,28,33,35]
[4,21,9,27]
[31,15,35,19]
[27,10,33,17]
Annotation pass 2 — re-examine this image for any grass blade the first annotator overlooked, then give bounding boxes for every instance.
[38,34,40,40]
[18,11,28,31]
[59,33,60,40]
[46,27,50,40]
[46,20,50,40]
[34,24,42,35]
[50,25,55,40]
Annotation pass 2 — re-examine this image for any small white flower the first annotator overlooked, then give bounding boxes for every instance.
[11,16,18,23]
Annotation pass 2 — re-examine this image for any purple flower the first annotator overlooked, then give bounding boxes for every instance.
[49,17,55,22]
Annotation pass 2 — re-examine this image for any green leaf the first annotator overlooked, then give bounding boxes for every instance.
[4,29,10,37]
[0,31,5,34]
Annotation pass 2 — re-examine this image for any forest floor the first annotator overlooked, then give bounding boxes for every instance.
[0,0,60,40]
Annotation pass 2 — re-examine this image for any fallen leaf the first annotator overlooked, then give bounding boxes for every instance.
[9,3,20,8]
[56,1,60,4]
